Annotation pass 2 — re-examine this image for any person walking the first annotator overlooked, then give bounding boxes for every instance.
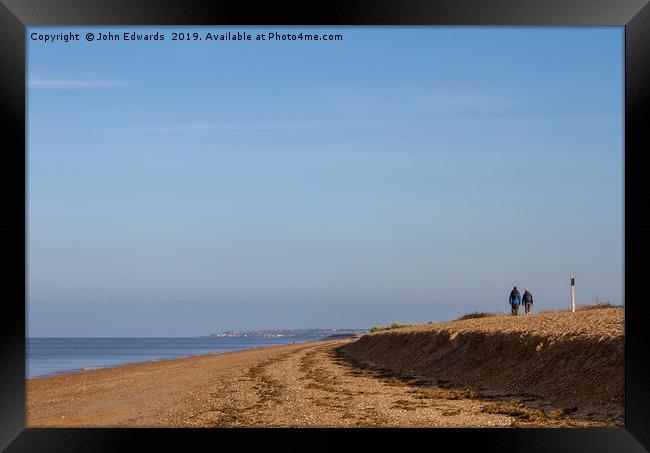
[522,288,534,315]
[509,286,521,316]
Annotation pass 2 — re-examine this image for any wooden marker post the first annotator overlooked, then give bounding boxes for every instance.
[570,274,576,312]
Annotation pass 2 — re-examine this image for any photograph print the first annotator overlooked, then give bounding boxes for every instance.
[26,26,623,428]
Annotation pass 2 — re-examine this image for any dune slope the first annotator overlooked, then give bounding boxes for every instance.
[337,308,623,424]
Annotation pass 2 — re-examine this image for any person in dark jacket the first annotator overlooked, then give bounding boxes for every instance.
[522,288,534,314]
[509,286,521,316]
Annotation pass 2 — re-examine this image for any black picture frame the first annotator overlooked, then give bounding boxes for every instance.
[1,0,648,451]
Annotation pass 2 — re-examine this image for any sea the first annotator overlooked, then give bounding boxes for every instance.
[27,337,320,378]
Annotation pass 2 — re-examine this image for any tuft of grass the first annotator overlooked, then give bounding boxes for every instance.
[576,303,621,311]
[456,311,495,321]
[369,326,390,333]
[370,322,411,333]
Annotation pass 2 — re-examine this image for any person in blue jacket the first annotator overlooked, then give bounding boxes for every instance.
[509,286,521,316]
[522,288,534,315]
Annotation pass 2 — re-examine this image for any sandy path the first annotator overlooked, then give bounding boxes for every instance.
[27,338,609,428]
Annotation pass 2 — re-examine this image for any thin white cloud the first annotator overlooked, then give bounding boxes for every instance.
[122,118,375,133]
[28,79,129,89]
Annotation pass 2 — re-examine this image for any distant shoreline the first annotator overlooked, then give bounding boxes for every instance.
[27,336,324,379]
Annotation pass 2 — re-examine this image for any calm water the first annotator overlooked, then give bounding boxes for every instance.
[27,337,319,378]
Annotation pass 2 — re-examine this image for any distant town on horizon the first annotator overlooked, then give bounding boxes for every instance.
[209,328,368,338]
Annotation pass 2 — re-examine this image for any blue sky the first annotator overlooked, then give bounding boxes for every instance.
[27,27,623,337]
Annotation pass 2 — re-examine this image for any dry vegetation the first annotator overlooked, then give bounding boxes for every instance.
[456,312,496,321]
